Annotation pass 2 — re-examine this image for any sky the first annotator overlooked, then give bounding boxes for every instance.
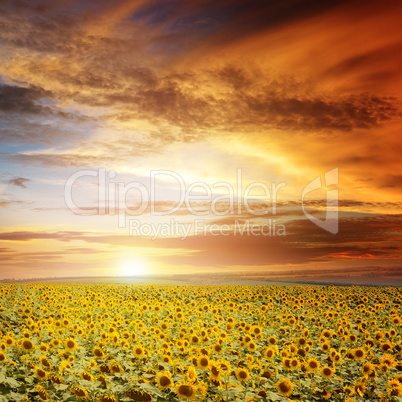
[0,0,401,280]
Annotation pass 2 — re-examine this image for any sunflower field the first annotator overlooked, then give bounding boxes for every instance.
[0,283,401,401]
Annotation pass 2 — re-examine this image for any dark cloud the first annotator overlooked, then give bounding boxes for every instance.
[80,69,399,135]
[239,92,398,131]
[0,84,51,114]
[378,175,402,189]
[1,0,399,160]
[130,0,351,50]
[323,42,402,88]
[0,0,84,54]
[0,83,96,152]
[0,0,350,57]
[0,83,94,121]
[5,177,30,188]
[285,214,402,247]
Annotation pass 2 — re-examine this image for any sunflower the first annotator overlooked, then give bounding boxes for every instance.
[59,349,70,360]
[212,343,222,353]
[381,354,396,368]
[72,386,90,399]
[81,371,95,382]
[4,336,14,347]
[97,375,108,388]
[93,346,104,358]
[197,355,210,369]
[185,366,199,383]
[354,382,366,397]
[276,378,294,397]
[343,385,355,396]
[235,367,250,382]
[21,339,35,352]
[36,385,49,401]
[352,348,366,360]
[162,355,172,364]
[379,363,389,373]
[0,351,7,362]
[110,361,124,374]
[99,364,111,374]
[260,368,274,380]
[65,338,77,352]
[381,342,392,353]
[349,334,358,342]
[333,352,341,364]
[322,329,332,338]
[89,359,97,368]
[289,357,300,370]
[253,326,262,336]
[321,366,334,379]
[362,362,375,376]
[321,342,330,352]
[125,389,152,401]
[190,335,200,344]
[314,388,332,400]
[157,372,173,390]
[39,343,48,353]
[282,358,292,370]
[22,330,31,338]
[59,361,72,374]
[39,355,52,369]
[176,382,196,400]
[50,338,61,348]
[210,363,221,381]
[387,379,402,397]
[394,374,402,385]
[298,337,307,347]
[98,396,118,402]
[247,341,257,352]
[263,346,276,360]
[268,336,277,345]
[133,346,144,358]
[35,366,47,380]
[49,374,65,384]
[289,343,298,354]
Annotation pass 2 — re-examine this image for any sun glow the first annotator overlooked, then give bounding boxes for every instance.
[119,258,148,277]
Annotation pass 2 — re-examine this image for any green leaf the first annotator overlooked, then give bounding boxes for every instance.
[266,391,282,401]
[55,383,69,391]
[9,392,26,402]
[5,378,20,388]
[140,382,163,397]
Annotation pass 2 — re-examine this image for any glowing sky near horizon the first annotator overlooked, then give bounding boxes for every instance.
[0,0,401,279]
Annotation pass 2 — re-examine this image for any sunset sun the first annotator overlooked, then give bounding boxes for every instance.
[119,258,148,277]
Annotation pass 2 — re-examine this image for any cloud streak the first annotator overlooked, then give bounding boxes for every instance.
[5,177,30,189]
